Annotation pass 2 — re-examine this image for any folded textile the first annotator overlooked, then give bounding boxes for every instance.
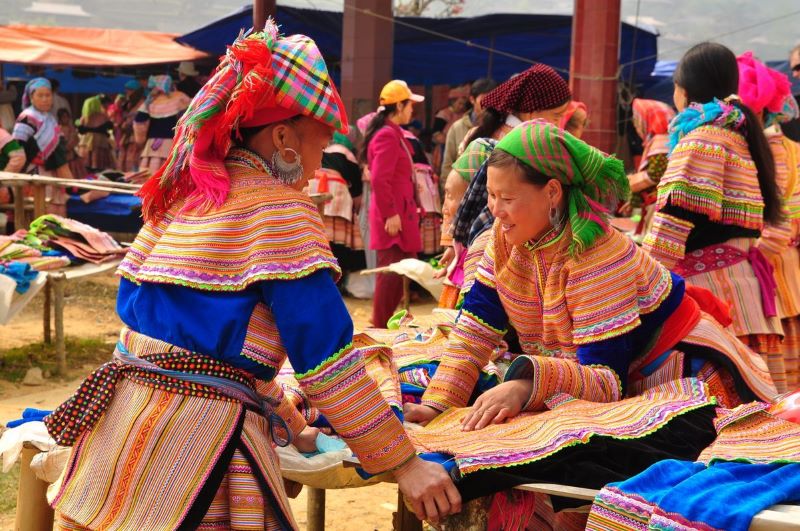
[6,408,52,428]
[29,214,126,264]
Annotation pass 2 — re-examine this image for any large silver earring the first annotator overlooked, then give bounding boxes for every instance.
[272,148,304,185]
[549,205,564,232]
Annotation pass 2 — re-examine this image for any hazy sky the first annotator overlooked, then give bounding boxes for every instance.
[6,0,800,61]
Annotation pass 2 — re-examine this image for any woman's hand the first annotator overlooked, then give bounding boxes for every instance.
[461,379,532,432]
[394,456,462,523]
[403,403,440,426]
[385,214,403,236]
[293,426,320,453]
[433,247,455,278]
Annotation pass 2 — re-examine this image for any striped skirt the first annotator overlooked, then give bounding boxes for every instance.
[782,316,800,391]
[51,376,297,530]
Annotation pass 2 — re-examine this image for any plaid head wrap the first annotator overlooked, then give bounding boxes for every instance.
[452,138,498,245]
[481,64,571,114]
[452,138,496,182]
[139,20,348,221]
[495,119,629,255]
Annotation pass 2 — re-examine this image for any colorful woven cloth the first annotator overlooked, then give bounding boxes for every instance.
[29,215,125,264]
[480,64,570,113]
[119,147,340,291]
[668,98,746,151]
[411,378,714,476]
[140,20,348,221]
[495,119,629,255]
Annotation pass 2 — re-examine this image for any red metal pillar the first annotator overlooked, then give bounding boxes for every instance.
[253,0,277,30]
[341,0,394,123]
[570,0,621,153]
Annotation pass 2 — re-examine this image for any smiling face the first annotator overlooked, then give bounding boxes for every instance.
[487,158,564,246]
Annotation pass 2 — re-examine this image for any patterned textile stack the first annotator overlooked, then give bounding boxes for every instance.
[28,214,126,264]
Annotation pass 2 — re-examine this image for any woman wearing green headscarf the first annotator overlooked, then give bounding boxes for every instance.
[77,94,115,172]
[404,119,777,427]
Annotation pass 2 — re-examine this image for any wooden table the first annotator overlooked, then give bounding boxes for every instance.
[41,260,122,375]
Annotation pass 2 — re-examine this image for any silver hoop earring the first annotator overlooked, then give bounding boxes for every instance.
[272,148,304,184]
[548,206,564,232]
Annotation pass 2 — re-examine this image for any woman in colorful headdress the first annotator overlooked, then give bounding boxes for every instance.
[44,24,460,529]
[738,51,800,391]
[77,94,115,172]
[642,42,787,391]
[405,119,776,428]
[133,74,191,174]
[627,98,676,236]
[12,77,74,214]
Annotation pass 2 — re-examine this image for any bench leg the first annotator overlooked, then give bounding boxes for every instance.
[307,487,326,531]
[15,444,55,531]
[395,488,422,531]
[53,275,66,376]
[43,280,51,344]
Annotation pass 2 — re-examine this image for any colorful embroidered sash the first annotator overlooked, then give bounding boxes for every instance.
[45,342,288,447]
[675,243,777,317]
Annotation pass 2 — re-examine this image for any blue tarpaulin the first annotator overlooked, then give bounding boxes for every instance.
[177,5,659,87]
[642,59,800,104]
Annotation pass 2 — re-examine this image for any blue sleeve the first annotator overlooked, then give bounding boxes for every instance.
[459,278,509,332]
[261,269,354,374]
[577,272,686,394]
[577,334,635,393]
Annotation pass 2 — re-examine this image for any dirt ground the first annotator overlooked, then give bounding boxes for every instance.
[0,271,437,530]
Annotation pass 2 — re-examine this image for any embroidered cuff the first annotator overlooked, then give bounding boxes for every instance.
[421,310,505,411]
[504,355,621,412]
[643,212,694,269]
[297,344,416,474]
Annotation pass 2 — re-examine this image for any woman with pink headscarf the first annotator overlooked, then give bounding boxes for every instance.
[559,100,588,138]
[738,51,800,392]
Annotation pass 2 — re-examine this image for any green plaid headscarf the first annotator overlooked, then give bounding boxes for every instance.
[495,119,629,255]
[452,138,496,182]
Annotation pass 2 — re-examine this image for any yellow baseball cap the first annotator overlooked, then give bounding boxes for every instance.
[379,80,425,106]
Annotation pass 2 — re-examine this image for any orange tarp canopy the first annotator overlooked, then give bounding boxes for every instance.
[0,24,208,66]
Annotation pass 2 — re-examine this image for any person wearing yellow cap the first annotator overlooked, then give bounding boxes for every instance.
[359,79,426,327]
[44,25,460,529]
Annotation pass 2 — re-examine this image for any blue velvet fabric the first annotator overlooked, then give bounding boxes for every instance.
[117,269,352,379]
[607,459,800,531]
[459,278,508,332]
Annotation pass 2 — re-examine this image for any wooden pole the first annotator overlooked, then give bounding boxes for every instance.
[395,489,422,531]
[307,487,326,531]
[12,184,25,231]
[570,0,621,153]
[14,443,55,531]
[32,184,46,219]
[43,281,51,344]
[253,0,276,30]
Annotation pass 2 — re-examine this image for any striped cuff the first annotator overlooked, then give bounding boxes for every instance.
[421,309,505,411]
[505,355,621,411]
[255,379,308,439]
[297,343,415,474]
[643,212,694,269]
